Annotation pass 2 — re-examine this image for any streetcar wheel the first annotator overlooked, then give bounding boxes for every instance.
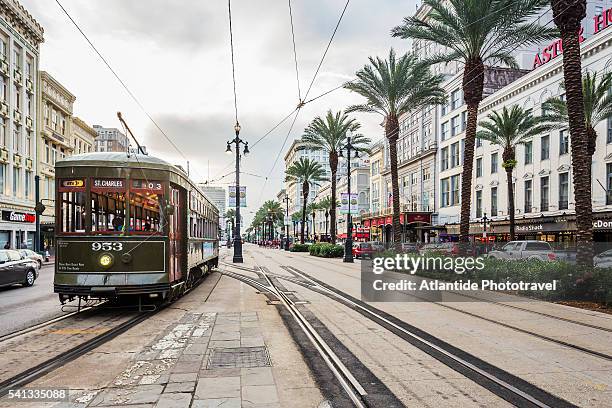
[23,269,35,287]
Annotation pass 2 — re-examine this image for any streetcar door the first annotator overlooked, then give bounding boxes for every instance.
[169,186,185,281]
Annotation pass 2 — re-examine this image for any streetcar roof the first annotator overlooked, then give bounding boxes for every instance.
[56,152,182,172]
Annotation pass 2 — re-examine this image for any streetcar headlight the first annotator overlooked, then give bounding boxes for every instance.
[99,253,114,268]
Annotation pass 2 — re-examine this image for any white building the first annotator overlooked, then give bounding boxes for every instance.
[0,0,43,249]
[199,184,226,239]
[446,15,612,243]
[283,139,330,216]
[93,125,129,152]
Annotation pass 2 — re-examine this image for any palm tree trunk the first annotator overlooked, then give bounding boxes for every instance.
[506,167,516,241]
[300,182,309,244]
[460,58,484,243]
[552,0,592,266]
[386,115,401,247]
[329,152,338,244]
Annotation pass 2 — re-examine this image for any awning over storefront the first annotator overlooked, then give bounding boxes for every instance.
[363,212,432,227]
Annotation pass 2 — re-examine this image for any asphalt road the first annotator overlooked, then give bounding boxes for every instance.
[0,264,68,336]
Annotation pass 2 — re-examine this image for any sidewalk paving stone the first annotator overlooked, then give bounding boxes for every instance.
[191,398,241,408]
[154,392,191,408]
[194,376,241,399]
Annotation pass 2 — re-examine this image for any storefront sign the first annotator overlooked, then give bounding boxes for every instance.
[516,224,544,232]
[2,210,35,223]
[93,179,125,190]
[593,219,612,230]
[533,7,612,69]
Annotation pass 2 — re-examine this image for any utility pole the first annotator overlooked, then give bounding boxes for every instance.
[340,134,358,263]
[284,196,290,250]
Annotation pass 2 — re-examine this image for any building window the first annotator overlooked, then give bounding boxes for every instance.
[451,115,460,136]
[441,147,449,170]
[476,136,482,148]
[476,190,482,219]
[461,111,467,131]
[607,164,612,205]
[559,172,569,210]
[524,141,532,164]
[0,75,6,101]
[25,132,31,157]
[608,117,612,144]
[0,163,4,194]
[441,121,449,141]
[491,187,498,216]
[422,167,431,181]
[0,117,4,147]
[12,128,19,152]
[541,176,549,211]
[25,170,31,199]
[441,178,449,207]
[559,129,569,155]
[450,174,460,205]
[451,89,462,110]
[12,166,18,197]
[524,180,532,213]
[476,157,483,177]
[491,152,498,174]
[450,142,460,167]
[541,135,550,160]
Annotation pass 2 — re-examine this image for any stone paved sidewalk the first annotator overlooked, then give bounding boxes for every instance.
[87,311,281,408]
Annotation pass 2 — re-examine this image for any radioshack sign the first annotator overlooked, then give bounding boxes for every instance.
[1,210,35,223]
[533,9,611,69]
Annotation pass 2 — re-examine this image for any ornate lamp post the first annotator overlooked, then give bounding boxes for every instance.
[226,122,249,263]
[339,133,359,263]
[324,208,329,242]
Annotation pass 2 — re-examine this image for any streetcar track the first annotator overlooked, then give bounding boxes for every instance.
[280,265,577,408]
[254,250,612,351]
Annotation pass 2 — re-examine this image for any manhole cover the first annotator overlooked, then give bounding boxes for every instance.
[206,347,271,369]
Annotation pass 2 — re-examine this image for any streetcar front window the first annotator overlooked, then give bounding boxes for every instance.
[91,191,127,234]
[129,192,163,234]
[60,191,87,233]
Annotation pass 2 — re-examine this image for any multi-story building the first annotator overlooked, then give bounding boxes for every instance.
[71,117,96,155]
[37,71,74,246]
[93,125,129,152]
[437,67,529,229]
[283,139,330,216]
[0,0,43,249]
[199,184,226,239]
[456,19,612,243]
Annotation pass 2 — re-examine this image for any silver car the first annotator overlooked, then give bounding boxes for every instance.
[488,240,556,261]
[18,249,44,269]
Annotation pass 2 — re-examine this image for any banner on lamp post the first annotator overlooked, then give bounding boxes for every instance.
[228,186,246,207]
[284,215,291,226]
[340,192,358,215]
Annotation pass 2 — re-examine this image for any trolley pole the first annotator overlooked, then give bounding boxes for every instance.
[341,134,359,263]
[284,196,290,250]
[226,122,249,263]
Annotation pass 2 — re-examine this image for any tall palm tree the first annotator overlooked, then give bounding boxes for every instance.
[392,0,557,242]
[477,106,553,240]
[551,1,592,266]
[225,208,236,240]
[285,158,327,244]
[543,71,612,186]
[307,202,320,240]
[302,110,370,244]
[345,49,446,246]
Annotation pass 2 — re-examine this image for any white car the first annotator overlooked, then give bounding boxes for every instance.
[18,249,44,269]
[594,249,612,268]
[488,240,556,261]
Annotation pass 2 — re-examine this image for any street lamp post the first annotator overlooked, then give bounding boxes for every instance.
[339,134,359,263]
[324,209,329,242]
[482,212,488,253]
[226,122,249,263]
[284,196,290,250]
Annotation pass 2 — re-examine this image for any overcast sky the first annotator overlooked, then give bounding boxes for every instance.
[23,0,419,225]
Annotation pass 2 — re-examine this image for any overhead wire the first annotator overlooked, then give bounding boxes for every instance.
[228,0,239,124]
[288,0,302,103]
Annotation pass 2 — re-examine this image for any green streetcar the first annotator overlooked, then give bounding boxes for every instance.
[53,152,219,304]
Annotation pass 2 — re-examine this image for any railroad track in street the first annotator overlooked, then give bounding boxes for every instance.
[218,267,372,408]
[0,311,152,398]
[256,251,612,357]
[275,264,579,408]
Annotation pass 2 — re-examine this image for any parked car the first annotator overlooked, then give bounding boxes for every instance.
[418,242,460,256]
[401,242,419,253]
[487,240,556,261]
[353,242,375,259]
[19,249,43,269]
[594,249,612,268]
[0,249,39,288]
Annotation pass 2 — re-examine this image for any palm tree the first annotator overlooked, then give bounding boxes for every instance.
[543,71,612,186]
[551,1,592,266]
[318,196,338,240]
[285,158,327,244]
[345,49,446,246]
[307,202,320,240]
[477,106,553,240]
[302,110,370,244]
[392,0,557,242]
[225,209,236,240]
